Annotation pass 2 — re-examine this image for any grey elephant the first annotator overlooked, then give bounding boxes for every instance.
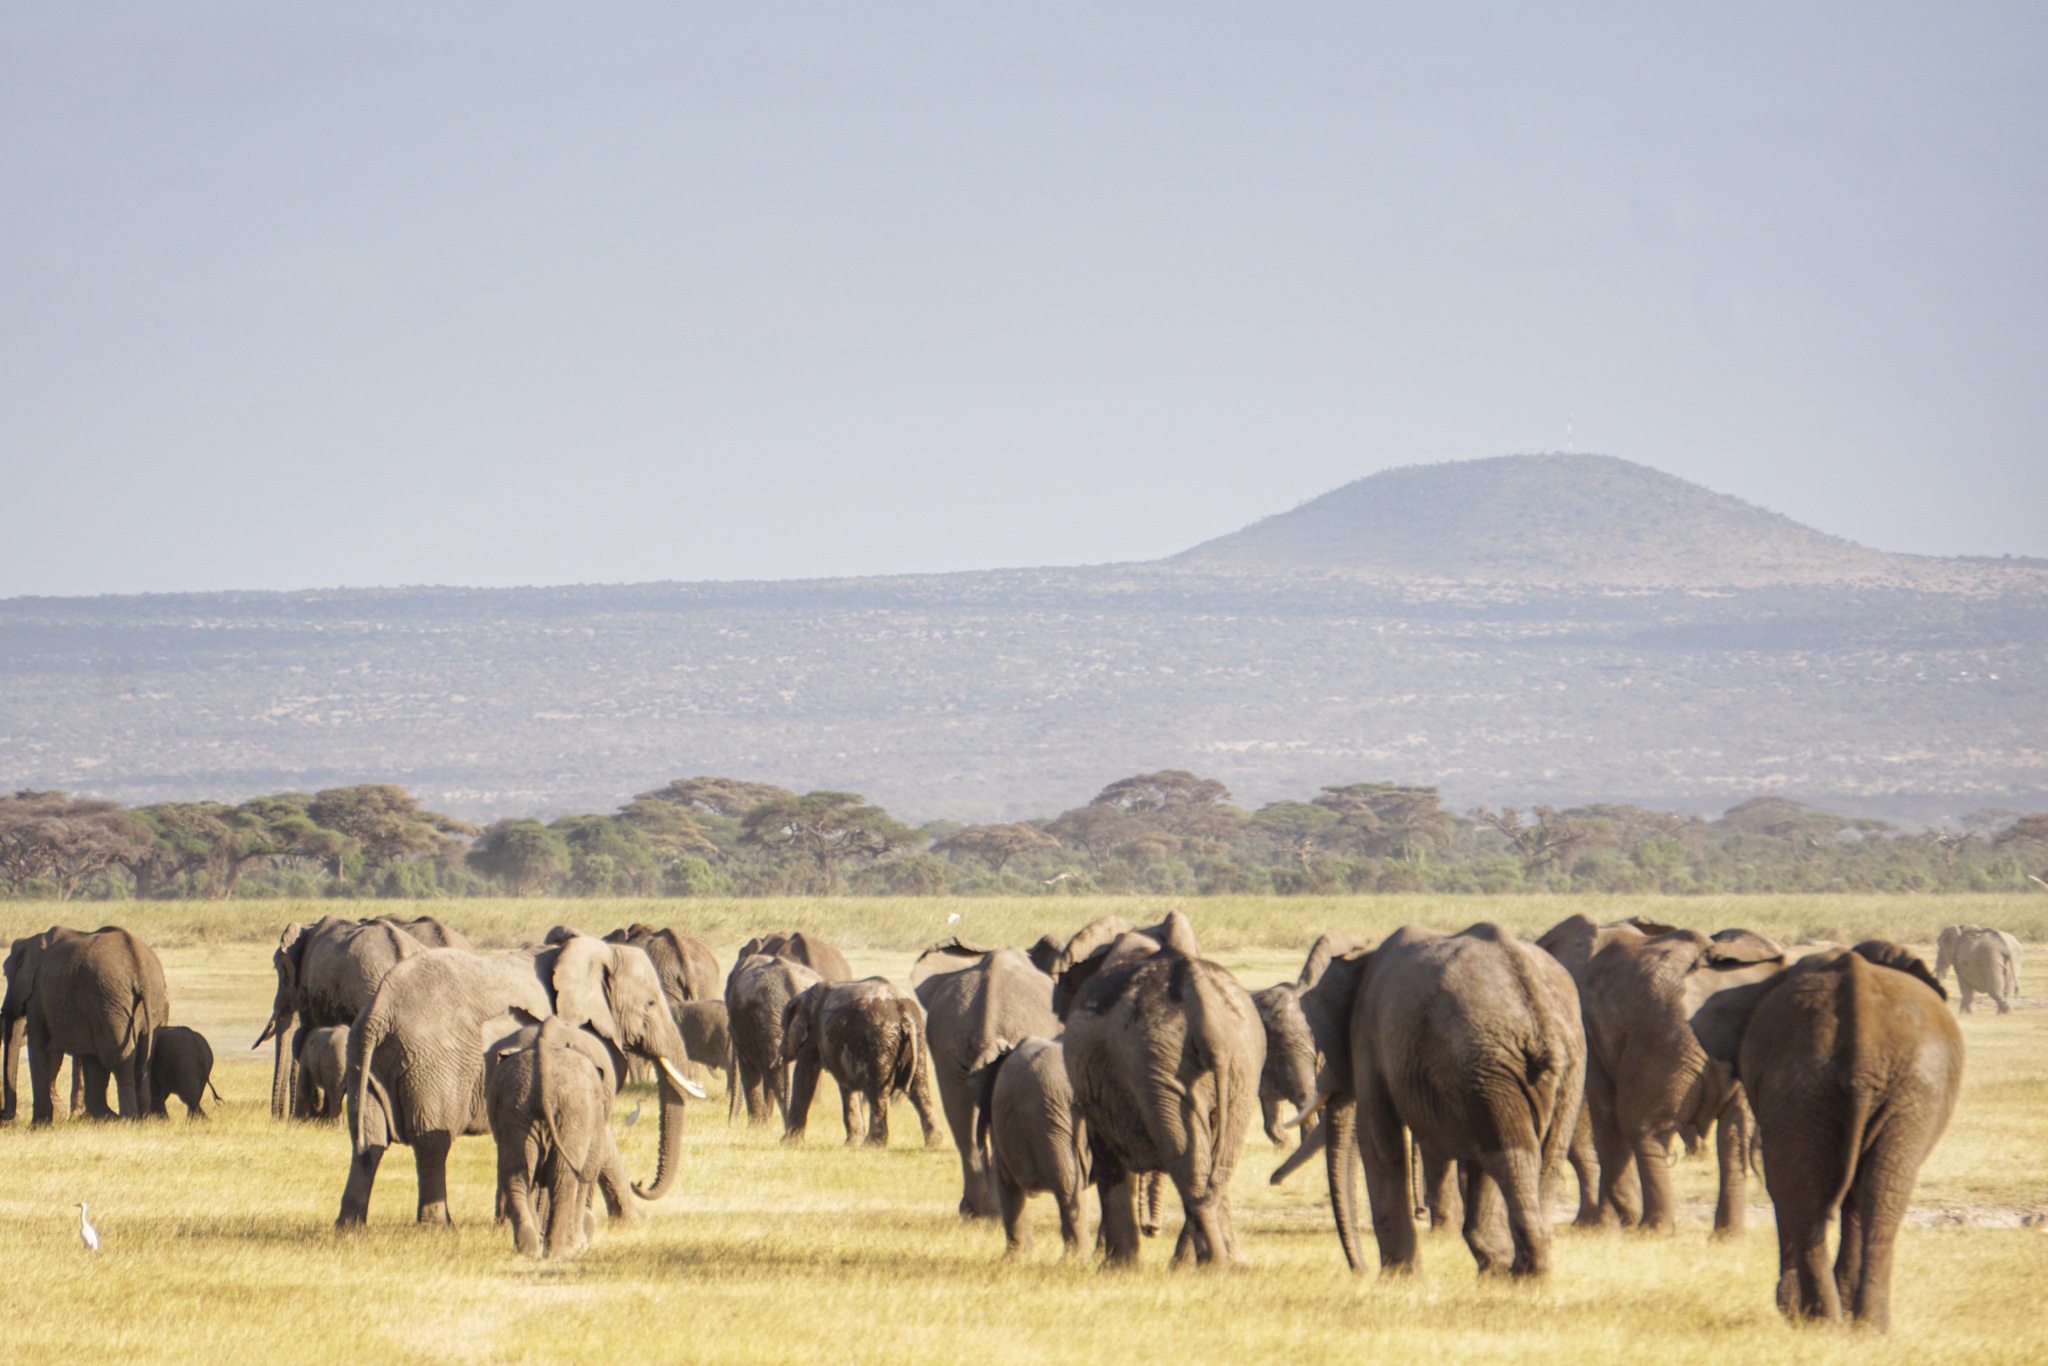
[732,931,853,984]
[147,1025,221,1119]
[1048,912,1202,1017]
[725,953,823,1125]
[1294,924,1584,1279]
[294,1025,349,1121]
[1063,938,1265,1266]
[1934,925,2022,1013]
[971,1037,1090,1256]
[676,999,735,1114]
[781,977,944,1147]
[1580,924,1783,1234]
[1534,913,1680,1225]
[338,933,701,1227]
[912,938,1060,1218]
[1691,942,1962,1330]
[3,925,170,1123]
[600,924,722,1005]
[1256,931,1368,1148]
[486,1013,632,1258]
[256,915,469,1120]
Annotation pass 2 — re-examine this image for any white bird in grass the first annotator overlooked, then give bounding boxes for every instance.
[1042,872,1075,888]
[946,913,962,925]
[76,1202,99,1251]
[623,1098,642,1127]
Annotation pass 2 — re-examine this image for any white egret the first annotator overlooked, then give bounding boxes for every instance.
[76,1202,99,1251]
[623,1098,642,1126]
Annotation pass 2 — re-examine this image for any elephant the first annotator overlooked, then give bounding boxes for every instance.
[725,954,823,1125]
[1690,941,1963,1330]
[600,924,722,1006]
[337,933,702,1227]
[1579,924,1784,1234]
[294,1025,349,1121]
[1257,932,1368,1147]
[732,931,853,984]
[147,1025,221,1119]
[1047,911,1202,1016]
[912,939,1061,1218]
[3,925,170,1124]
[486,1013,632,1258]
[1534,913,1680,1225]
[781,977,944,1147]
[1294,923,1584,1279]
[1934,925,2022,1013]
[1062,941,1265,1266]
[255,915,469,1120]
[676,999,735,1115]
[971,1037,1090,1256]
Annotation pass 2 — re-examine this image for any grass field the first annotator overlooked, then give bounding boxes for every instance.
[2,895,2044,1365]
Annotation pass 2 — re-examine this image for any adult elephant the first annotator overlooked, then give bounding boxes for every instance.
[600,924,721,1008]
[3,925,170,1124]
[732,931,852,984]
[1580,924,1783,1235]
[912,938,1059,1218]
[781,977,943,1147]
[1534,913,1678,1225]
[1256,932,1368,1147]
[337,933,701,1227]
[1063,942,1264,1266]
[255,915,470,1119]
[1049,911,1202,1017]
[725,954,823,1125]
[1295,924,1583,1279]
[1691,942,1963,1330]
[1934,924,2022,1014]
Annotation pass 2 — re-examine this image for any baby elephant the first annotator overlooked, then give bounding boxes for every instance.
[148,1026,221,1119]
[677,1000,736,1116]
[292,1025,349,1120]
[780,978,944,1147]
[486,1015,634,1259]
[972,1037,1090,1256]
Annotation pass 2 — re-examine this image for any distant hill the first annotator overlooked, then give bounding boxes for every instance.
[1171,454,1910,586]
[1,454,2042,824]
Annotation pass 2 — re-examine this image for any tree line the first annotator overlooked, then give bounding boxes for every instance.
[1,773,2044,902]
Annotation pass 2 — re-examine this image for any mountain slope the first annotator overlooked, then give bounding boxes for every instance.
[1168,454,1904,585]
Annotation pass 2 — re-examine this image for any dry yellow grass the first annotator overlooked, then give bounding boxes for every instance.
[1,896,2043,1364]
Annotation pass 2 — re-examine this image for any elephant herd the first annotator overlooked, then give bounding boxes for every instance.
[0,912,2018,1333]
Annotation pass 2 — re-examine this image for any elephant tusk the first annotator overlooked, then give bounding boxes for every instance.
[660,1056,707,1100]
[1289,1091,1330,1129]
[252,1019,278,1049]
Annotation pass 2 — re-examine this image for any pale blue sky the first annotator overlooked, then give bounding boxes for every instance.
[2,3,2043,595]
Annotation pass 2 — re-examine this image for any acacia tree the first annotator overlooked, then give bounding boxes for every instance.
[739,790,915,891]
[637,776,795,817]
[467,819,570,895]
[1313,782,1452,861]
[1471,805,1591,876]
[932,822,1061,874]
[1047,803,1145,869]
[305,784,478,879]
[1089,771,1243,842]
[1250,801,1340,874]
[0,790,148,899]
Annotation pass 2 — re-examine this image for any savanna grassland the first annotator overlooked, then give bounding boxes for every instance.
[2,895,2045,1365]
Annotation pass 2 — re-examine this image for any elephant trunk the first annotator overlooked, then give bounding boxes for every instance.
[1324,1096,1364,1273]
[260,1010,293,1119]
[633,1069,689,1201]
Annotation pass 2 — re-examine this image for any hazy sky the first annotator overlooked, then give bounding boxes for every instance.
[3,3,2044,596]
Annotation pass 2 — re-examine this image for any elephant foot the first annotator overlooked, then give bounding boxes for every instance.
[416,1201,453,1225]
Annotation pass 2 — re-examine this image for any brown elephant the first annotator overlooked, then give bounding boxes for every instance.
[294,1025,349,1121]
[255,915,469,1119]
[781,977,943,1147]
[3,925,170,1124]
[1062,937,1264,1266]
[147,1025,220,1119]
[1934,925,2022,1013]
[1294,924,1584,1279]
[972,1037,1090,1256]
[675,1000,735,1114]
[599,924,721,1006]
[1256,931,1368,1148]
[725,953,823,1124]
[486,1013,632,1259]
[733,931,852,984]
[338,933,701,1227]
[1534,913,1679,1225]
[1580,924,1783,1234]
[1690,942,1963,1330]
[912,938,1061,1218]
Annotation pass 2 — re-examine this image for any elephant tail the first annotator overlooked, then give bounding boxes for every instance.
[347,1008,392,1156]
[889,1009,923,1100]
[968,1045,1017,1158]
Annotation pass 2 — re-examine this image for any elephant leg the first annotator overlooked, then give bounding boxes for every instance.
[81,1058,115,1119]
[865,1088,891,1148]
[1056,1183,1087,1257]
[908,1057,944,1148]
[1958,985,1974,1014]
[28,1036,60,1126]
[1839,1137,1919,1329]
[1491,1148,1551,1279]
[1422,1148,1461,1230]
[413,1131,454,1224]
[1458,1162,1514,1274]
[69,1056,86,1118]
[596,1131,638,1222]
[1711,1098,1751,1237]
[112,1051,145,1119]
[1359,1094,1418,1275]
[544,1162,582,1258]
[502,1140,542,1255]
[999,1173,1032,1256]
[1096,1173,1140,1265]
[1567,1105,1602,1227]
[1633,1129,1678,1232]
[1137,1172,1165,1238]
[1763,1133,1842,1322]
[337,1143,386,1226]
[840,1083,865,1145]
[937,1069,998,1219]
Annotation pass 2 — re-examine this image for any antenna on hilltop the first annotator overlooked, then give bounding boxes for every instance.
[1565,415,1574,454]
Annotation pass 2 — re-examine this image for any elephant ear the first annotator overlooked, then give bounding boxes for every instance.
[1295,950,1370,1097]
[1027,935,1063,978]
[543,925,581,947]
[1851,940,1946,1000]
[1687,979,1776,1074]
[780,986,821,1060]
[551,935,622,1048]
